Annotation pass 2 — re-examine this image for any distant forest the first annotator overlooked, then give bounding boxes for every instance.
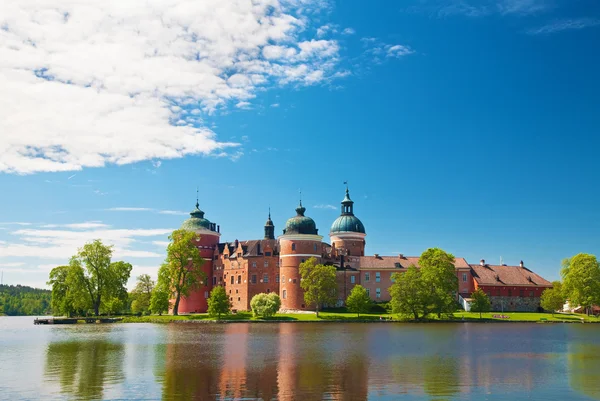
[0,284,52,316]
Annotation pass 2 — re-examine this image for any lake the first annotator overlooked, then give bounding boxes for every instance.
[1,317,600,400]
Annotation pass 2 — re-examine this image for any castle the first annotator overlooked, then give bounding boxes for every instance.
[175,188,552,314]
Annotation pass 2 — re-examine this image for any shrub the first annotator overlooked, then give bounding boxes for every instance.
[250,293,281,318]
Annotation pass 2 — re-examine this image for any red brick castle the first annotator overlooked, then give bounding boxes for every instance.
[173,187,552,314]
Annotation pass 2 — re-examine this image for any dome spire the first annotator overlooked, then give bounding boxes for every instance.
[341,183,354,215]
[264,207,275,239]
[195,187,199,209]
[296,189,306,216]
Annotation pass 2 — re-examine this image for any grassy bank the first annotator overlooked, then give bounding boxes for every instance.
[120,310,600,324]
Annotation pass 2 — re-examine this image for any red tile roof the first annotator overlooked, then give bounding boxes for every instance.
[470,264,552,287]
[359,255,470,269]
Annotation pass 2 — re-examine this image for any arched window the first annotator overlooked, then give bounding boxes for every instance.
[283,289,287,299]
[292,243,296,251]
[230,276,234,285]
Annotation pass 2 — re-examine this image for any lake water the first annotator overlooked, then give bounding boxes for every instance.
[1,317,600,400]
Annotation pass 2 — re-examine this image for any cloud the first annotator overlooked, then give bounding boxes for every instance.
[271,103,280,107]
[152,241,171,247]
[418,0,552,18]
[361,38,414,63]
[67,174,76,180]
[0,222,32,226]
[527,18,600,35]
[0,0,345,174]
[0,226,173,261]
[151,160,162,169]
[0,262,25,267]
[158,210,188,216]
[236,101,252,109]
[342,28,356,35]
[314,204,337,210]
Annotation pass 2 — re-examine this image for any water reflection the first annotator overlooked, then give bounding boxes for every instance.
[569,344,600,400]
[45,336,124,399]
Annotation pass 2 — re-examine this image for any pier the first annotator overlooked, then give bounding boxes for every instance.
[34,317,122,325]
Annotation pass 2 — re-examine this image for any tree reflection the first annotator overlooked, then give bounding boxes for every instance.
[390,355,459,399]
[569,344,600,400]
[45,339,124,400]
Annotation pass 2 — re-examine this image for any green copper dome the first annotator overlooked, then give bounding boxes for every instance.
[330,215,365,234]
[283,202,318,235]
[181,201,213,232]
[330,187,366,234]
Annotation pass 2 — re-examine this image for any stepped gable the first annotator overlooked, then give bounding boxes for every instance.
[218,239,279,258]
[470,263,552,287]
[359,255,469,269]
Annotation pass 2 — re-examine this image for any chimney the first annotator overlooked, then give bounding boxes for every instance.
[374,253,379,258]
[480,259,485,266]
[234,239,239,248]
[217,225,220,233]
[520,260,524,268]
[398,253,404,258]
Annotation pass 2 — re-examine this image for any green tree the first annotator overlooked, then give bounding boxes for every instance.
[157,229,205,315]
[561,254,600,315]
[130,274,155,314]
[470,288,491,319]
[47,241,132,316]
[419,248,459,318]
[389,266,430,320]
[540,286,565,316]
[250,292,281,318]
[299,257,337,317]
[149,286,170,315]
[207,286,231,319]
[346,285,371,317]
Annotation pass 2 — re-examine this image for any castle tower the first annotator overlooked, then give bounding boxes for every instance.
[264,209,275,240]
[329,186,366,258]
[278,200,323,310]
[176,196,221,313]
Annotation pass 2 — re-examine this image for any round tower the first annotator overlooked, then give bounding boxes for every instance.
[177,196,221,313]
[329,186,366,258]
[278,200,323,310]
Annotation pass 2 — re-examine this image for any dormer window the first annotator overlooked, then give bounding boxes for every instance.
[394,262,401,268]
[265,251,271,256]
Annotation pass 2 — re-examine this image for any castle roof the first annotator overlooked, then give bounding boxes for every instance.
[359,255,470,269]
[218,239,279,258]
[470,263,552,287]
[283,201,318,235]
[330,187,365,235]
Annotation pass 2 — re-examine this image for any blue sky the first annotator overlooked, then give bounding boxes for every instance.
[1,0,599,289]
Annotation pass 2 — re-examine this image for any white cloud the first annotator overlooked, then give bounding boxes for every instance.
[0,262,25,267]
[0,226,173,260]
[0,0,344,174]
[386,45,414,58]
[39,221,109,229]
[0,222,32,226]
[158,210,189,216]
[433,0,551,18]
[271,103,280,108]
[361,38,414,63]
[236,101,252,109]
[528,18,600,35]
[151,160,162,168]
[314,204,337,210]
[342,28,355,35]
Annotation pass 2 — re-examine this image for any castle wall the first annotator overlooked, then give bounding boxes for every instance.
[279,236,323,310]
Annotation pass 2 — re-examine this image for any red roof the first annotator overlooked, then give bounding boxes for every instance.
[359,255,470,269]
[470,264,552,287]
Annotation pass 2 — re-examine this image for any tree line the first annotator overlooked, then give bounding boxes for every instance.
[0,284,52,316]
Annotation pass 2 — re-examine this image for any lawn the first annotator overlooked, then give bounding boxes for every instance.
[120,310,600,324]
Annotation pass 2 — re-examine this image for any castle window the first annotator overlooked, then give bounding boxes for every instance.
[462,273,467,283]
[276,274,280,283]
[252,262,257,268]
[350,276,355,284]
[230,276,234,285]
[376,288,381,299]
[237,275,241,284]
[283,290,287,299]
[365,272,370,282]
[375,272,381,283]
[237,252,241,257]
[251,275,257,284]
[292,243,296,251]
[508,289,512,297]
[264,261,269,267]
[265,251,271,256]
[238,297,241,302]
[204,291,208,298]
[366,288,370,297]
[212,277,217,285]
[301,259,305,263]
[263,274,269,283]
[314,244,317,252]
[282,275,285,283]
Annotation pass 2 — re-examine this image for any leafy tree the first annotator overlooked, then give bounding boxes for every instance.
[299,257,337,317]
[561,254,600,315]
[470,288,491,319]
[389,267,430,320]
[131,274,155,314]
[346,285,371,317]
[0,284,52,316]
[157,229,205,315]
[207,286,231,319]
[250,292,281,318]
[541,286,565,316]
[47,241,132,316]
[419,248,459,318]
[149,286,170,315]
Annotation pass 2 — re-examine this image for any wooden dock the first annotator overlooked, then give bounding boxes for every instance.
[34,317,122,325]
